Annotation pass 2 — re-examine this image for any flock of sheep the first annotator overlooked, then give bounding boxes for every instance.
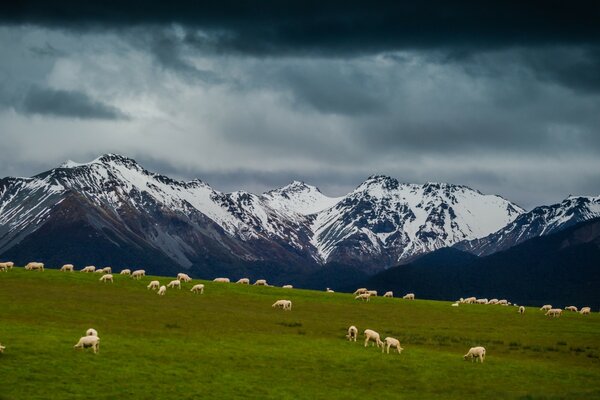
[0,260,595,363]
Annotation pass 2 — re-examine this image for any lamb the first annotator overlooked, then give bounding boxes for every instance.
[272,300,292,310]
[213,277,230,283]
[74,335,100,354]
[131,270,145,280]
[254,279,268,286]
[102,267,112,274]
[282,284,293,289]
[236,278,250,284]
[120,269,131,275]
[177,273,192,282]
[565,306,578,312]
[355,293,371,302]
[191,284,205,294]
[60,264,74,272]
[167,280,181,289]
[363,329,383,348]
[579,307,591,315]
[326,288,335,293]
[147,280,160,290]
[346,326,358,342]
[382,337,404,354]
[24,262,44,271]
[383,291,393,298]
[519,306,525,314]
[476,298,488,304]
[403,293,415,300]
[545,308,563,318]
[0,264,7,272]
[99,274,113,283]
[157,285,167,296]
[81,266,96,273]
[540,304,552,311]
[463,346,486,363]
[353,288,368,295]
[86,328,98,336]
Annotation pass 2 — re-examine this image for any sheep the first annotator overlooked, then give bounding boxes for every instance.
[94,269,105,274]
[451,302,459,307]
[24,262,44,271]
[498,299,509,305]
[355,293,371,302]
[236,278,250,284]
[463,346,486,363]
[353,288,368,295]
[463,297,476,304]
[488,299,499,305]
[74,335,100,354]
[367,290,378,297]
[346,326,358,342]
[60,264,74,272]
[81,266,96,273]
[191,284,205,294]
[120,269,131,275]
[545,308,563,318]
[272,300,292,310]
[382,337,404,354]
[177,273,192,282]
[363,329,383,348]
[0,343,5,353]
[213,277,230,283]
[254,279,268,286]
[86,328,98,337]
[565,306,578,312]
[0,261,13,270]
[540,304,552,311]
[131,270,145,280]
[101,267,112,274]
[157,285,167,296]
[326,288,335,293]
[167,280,181,289]
[99,274,113,283]
[476,298,488,304]
[383,291,393,298]
[282,284,293,289]
[147,280,160,290]
[580,307,591,315]
[403,293,415,300]
[519,306,525,314]
[0,264,7,272]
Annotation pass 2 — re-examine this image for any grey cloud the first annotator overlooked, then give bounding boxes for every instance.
[29,41,66,57]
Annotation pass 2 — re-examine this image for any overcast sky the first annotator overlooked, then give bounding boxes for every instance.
[0,1,599,209]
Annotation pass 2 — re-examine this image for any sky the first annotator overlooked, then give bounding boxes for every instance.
[0,1,599,209]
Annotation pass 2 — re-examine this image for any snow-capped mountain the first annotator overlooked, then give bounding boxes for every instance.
[0,154,525,278]
[455,195,600,256]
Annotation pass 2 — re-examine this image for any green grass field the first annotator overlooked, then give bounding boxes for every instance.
[1,267,599,399]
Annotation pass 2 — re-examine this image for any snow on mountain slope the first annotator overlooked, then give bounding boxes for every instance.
[455,195,600,256]
[262,181,343,216]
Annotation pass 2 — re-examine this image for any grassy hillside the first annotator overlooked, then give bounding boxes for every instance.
[1,268,599,400]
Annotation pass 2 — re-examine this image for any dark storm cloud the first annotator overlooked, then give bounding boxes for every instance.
[21,86,128,120]
[29,41,66,57]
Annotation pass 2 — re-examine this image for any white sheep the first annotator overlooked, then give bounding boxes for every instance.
[403,293,415,300]
[363,329,383,348]
[498,299,509,305]
[254,279,268,286]
[282,284,293,289]
[463,346,486,363]
[86,328,98,337]
[131,270,145,280]
[177,273,192,282]
[94,269,104,274]
[167,280,181,289]
[236,278,250,284]
[60,264,74,272]
[355,293,371,302]
[120,269,131,275]
[0,265,5,272]
[519,306,525,314]
[81,266,96,273]
[367,290,378,297]
[99,274,113,283]
[488,299,499,305]
[382,337,404,354]
[102,267,112,274]
[213,277,230,283]
[272,300,292,310]
[0,343,5,353]
[74,335,100,354]
[383,291,393,298]
[451,302,459,307]
[147,280,160,290]
[346,326,358,342]
[353,288,368,295]
[545,308,563,318]
[191,284,205,294]
[24,262,44,271]
[565,306,578,312]
[540,304,552,311]
[463,297,476,304]
[580,307,591,315]
[326,288,335,293]
[476,298,488,304]
[157,285,167,296]
[0,261,13,270]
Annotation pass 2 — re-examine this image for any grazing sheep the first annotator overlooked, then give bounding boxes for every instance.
[282,284,293,289]
[367,290,378,297]
[147,280,160,290]
[463,346,486,363]
[363,329,384,348]
[81,266,96,273]
[540,304,552,311]
[355,293,371,302]
[498,299,509,305]
[101,267,112,274]
[157,286,166,296]
[94,269,105,274]
[213,277,230,283]
[463,297,476,304]
[346,326,358,342]
[60,264,74,272]
[580,307,591,315]
[74,335,100,354]
[545,308,563,318]
[99,274,113,283]
[0,261,14,270]
[120,269,131,275]
[353,288,368,295]
[177,273,192,282]
[326,288,335,293]
[24,262,44,271]
[476,298,488,304]
[167,280,181,289]
[382,337,404,354]
[191,284,205,294]
[488,299,499,305]
[0,343,5,353]
[254,279,268,286]
[519,306,525,314]
[383,291,393,298]
[272,300,292,310]
[0,264,6,272]
[565,306,578,312]
[86,328,98,337]
[451,302,459,307]
[236,278,250,284]
[131,270,145,280]
[403,293,415,300]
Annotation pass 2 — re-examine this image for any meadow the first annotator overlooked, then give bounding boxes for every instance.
[0,267,599,399]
